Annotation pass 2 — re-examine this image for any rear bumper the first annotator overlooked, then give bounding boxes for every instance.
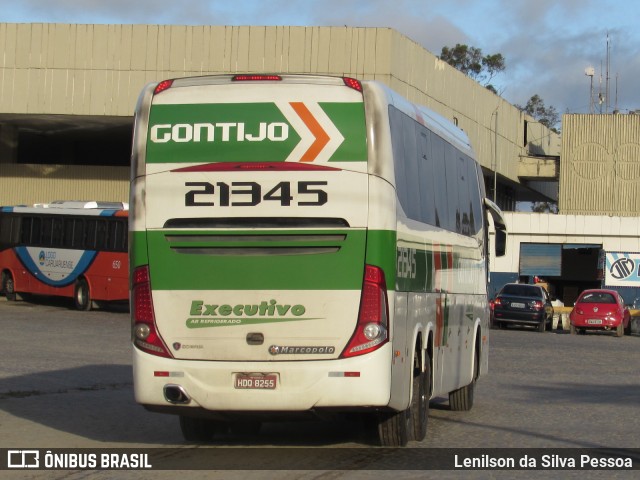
[493,309,546,325]
[570,317,622,329]
[133,344,393,414]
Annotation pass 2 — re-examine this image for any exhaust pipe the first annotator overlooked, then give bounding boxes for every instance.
[163,384,191,405]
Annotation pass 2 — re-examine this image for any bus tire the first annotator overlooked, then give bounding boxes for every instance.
[449,349,477,411]
[410,351,430,442]
[74,278,92,311]
[2,272,17,301]
[377,408,410,447]
[179,416,217,442]
[229,421,262,436]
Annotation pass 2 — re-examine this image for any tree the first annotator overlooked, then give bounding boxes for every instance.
[439,44,505,91]
[531,201,558,214]
[517,94,560,133]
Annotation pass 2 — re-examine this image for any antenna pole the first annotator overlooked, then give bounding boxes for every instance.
[606,32,610,114]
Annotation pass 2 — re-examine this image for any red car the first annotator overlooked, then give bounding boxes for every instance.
[569,289,631,337]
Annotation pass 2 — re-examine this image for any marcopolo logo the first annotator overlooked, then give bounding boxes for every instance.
[150,122,289,144]
[186,299,313,328]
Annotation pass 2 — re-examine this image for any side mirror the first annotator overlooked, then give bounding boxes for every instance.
[484,198,507,257]
[494,228,507,257]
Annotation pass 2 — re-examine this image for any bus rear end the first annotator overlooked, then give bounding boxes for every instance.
[130,76,395,424]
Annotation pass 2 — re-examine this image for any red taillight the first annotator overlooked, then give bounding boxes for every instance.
[340,265,389,358]
[531,300,544,311]
[343,77,363,92]
[232,74,282,82]
[154,79,174,95]
[494,298,502,306]
[132,265,172,358]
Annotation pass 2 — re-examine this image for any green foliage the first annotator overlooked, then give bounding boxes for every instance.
[531,201,559,214]
[439,44,505,89]
[517,94,560,133]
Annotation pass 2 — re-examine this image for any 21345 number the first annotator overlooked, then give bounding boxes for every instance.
[185,181,328,207]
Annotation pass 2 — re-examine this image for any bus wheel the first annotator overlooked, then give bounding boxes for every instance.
[229,421,262,436]
[410,352,430,442]
[449,350,477,411]
[377,408,410,447]
[74,278,92,311]
[179,416,218,442]
[2,272,17,301]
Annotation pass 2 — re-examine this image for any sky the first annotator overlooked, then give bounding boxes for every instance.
[2,0,639,116]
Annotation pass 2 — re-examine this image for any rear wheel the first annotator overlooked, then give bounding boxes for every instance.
[229,421,262,436]
[179,416,216,442]
[179,416,229,442]
[2,272,16,301]
[410,351,430,442]
[377,408,410,447]
[624,319,632,335]
[74,278,92,311]
[538,320,546,333]
[570,324,577,335]
[449,349,477,411]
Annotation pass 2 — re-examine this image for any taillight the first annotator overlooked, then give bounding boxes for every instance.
[530,300,544,311]
[132,266,172,358]
[232,74,282,82]
[154,79,174,95]
[494,298,502,306]
[343,77,363,92]
[340,265,389,358]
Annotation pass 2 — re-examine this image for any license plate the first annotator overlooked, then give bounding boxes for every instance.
[587,319,603,325]
[510,302,525,308]
[234,373,277,390]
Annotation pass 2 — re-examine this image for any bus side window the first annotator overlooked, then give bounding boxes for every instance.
[106,219,124,251]
[85,219,97,250]
[417,129,436,225]
[51,218,64,246]
[110,219,128,252]
[0,213,21,247]
[41,217,53,246]
[94,220,108,250]
[72,219,85,248]
[20,217,32,244]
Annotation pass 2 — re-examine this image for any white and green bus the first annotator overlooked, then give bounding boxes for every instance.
[130,74,506,446]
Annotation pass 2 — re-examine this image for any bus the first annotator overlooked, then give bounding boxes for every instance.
[0,201,129,310]
[130,74,507,446]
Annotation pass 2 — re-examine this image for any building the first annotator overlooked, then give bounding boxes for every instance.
[0,23,558,208]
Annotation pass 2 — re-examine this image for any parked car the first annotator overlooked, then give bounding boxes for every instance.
[491,283,553,332]
[569,289,631,337]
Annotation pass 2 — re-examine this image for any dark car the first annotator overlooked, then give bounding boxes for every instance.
[492,283,553,332]
[569,289,631,337]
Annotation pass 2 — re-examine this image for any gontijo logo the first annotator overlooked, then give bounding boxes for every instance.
[147,101,365,164]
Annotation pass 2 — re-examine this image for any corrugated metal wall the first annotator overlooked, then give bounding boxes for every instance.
[561,114,640,216]
[0,164,129,205]
[0,23,558,206]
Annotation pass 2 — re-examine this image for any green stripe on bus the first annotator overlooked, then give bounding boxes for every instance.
[320,103,367,162]
[141,229,370,290]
